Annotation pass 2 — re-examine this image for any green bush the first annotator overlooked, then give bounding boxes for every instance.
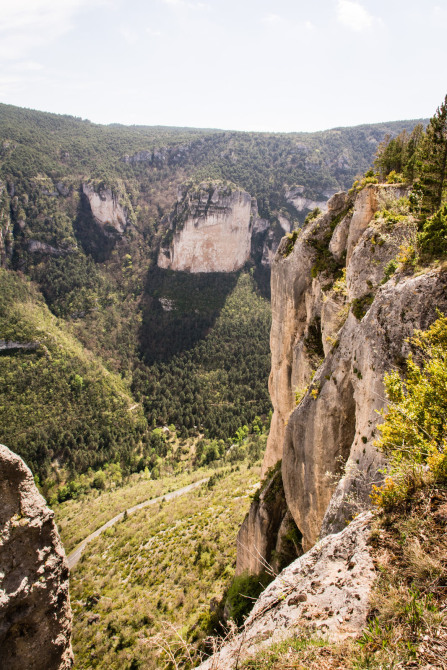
[373,314,447,508]
[304,207,321,224]
[381,259,398,284]
[418,204,447,258]
[351,292,374,320]
[225,572,273,626]
[281,230,299,258]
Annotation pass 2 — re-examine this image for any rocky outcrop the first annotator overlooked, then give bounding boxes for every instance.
[0,444,73,669]
[0,181,13,268]
[239,182,447,570]
[285,185,337,216]
[158,181,253,273]
[262,190,350,478]
[199,513,374,669]
[121,138,206,167]
[27,240,75,256]
[319,269,447,537]
[345,183,407,262]
[250,209,292,270]
[0,341,40,353]
[82,183,128,234]
[0,222,13,268]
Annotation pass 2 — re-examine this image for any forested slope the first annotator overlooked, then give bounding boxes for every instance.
[0,269,146,479]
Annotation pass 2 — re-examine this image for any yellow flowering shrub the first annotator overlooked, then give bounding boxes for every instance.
[373,314,447,508]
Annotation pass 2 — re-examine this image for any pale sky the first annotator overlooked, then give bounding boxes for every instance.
[0,0,445,132]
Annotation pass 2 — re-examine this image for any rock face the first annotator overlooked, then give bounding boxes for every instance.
[236,466,302,576]
[262,190,350,478]
[285,185,337,217]
[82,183,128,234]
[121,138,205,167]
[239,182,447,569]
[27,240,75,257]
[0,444,73,669]
[199,513,374,669]
[0,341,39,353]
[158,182,253,273]
[0,181,13,268]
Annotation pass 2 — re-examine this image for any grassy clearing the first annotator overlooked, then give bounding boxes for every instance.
[65,461,261,669]
[360,488,447,669]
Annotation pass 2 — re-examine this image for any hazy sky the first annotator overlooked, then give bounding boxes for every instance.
[0,0,446,132]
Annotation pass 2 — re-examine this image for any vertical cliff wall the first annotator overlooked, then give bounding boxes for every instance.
[0,444,73,670]
[238,183,447,569]
[81,183,128,234]
[263,192,350,477]
[158,181,253,273]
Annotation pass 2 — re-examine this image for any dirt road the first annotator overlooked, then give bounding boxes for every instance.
[67,477,208,570]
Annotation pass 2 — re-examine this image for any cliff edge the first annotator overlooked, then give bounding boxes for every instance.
[199,513,375,669]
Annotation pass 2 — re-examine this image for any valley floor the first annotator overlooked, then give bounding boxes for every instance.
[56,460,261,669]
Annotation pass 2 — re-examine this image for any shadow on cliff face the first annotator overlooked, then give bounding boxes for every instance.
[284,369,357,550]
[252,265,271,300]
[73,188,119,262]
[236,461,304,578]
[139,266,238,363]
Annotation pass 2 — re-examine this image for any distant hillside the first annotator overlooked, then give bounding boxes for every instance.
[0,102,425,218]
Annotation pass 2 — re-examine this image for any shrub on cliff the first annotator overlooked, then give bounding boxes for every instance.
[418,204,447,258]
[372,314,447,509]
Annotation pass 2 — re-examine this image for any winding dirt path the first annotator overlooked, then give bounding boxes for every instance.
[67,477,208,570]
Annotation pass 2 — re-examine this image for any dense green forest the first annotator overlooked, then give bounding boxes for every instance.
[135,273,272,440]
[0,102,426,485]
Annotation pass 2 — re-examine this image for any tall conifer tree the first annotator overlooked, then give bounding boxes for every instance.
[416,94,447,218]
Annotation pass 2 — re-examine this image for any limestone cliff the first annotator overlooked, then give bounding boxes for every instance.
[236,464,302,576]
[121,138,206,167]
[82,183,128,234]
[158,181,253,273]
[238,182,447,570]
[252,212,293,269]
[0,444,73,669]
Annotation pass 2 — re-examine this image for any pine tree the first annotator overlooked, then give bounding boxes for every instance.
[403,124,424,183]
[374,131,407,179]
[415,95,447,218]
[374,124,424,182]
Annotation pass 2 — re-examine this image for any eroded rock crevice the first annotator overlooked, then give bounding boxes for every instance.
[236,463,303,578]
